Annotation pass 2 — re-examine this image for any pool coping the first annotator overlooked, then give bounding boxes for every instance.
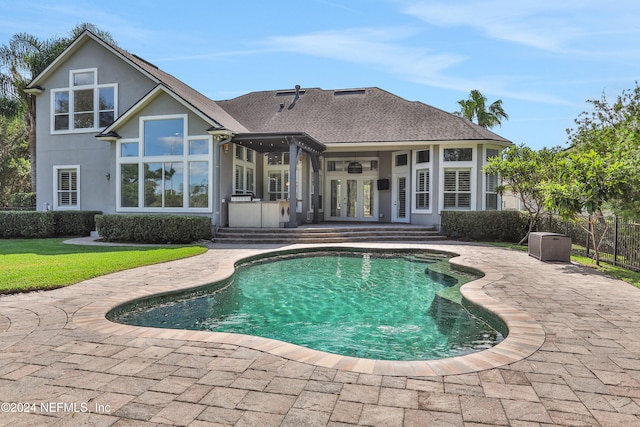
[72,243,545,377]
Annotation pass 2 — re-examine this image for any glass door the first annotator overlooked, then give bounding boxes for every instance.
[392,151,410,223]
[327,177,377,221]
[329,179,342,218]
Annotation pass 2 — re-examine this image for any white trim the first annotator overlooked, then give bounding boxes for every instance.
[233,145,256,194]
[392,151,410,223]
[101,85,221,136]
[53,165,80,210]
[50,67,117,134]
[411,147,432,214]
[439,144,477,212]
[28,31,161,90]
[482,146,502,211]
[115,115,213,213]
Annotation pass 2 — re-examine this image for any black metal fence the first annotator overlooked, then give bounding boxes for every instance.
[540,214,640,272]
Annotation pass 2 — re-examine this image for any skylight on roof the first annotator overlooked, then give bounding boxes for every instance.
[333,89,366,96]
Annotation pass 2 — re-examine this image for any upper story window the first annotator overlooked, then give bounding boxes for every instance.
[51,68,117,133]
[443,148,473,162]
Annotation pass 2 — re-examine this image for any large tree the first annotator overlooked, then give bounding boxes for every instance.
[0,112,29,205]
[484,144,559,244]
[565,84,640,218]
[0,23,115,193]
[454,89,509,129]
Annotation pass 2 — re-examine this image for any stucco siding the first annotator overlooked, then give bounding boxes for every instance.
[34,37,156,212]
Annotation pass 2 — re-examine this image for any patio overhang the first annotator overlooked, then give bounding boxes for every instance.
[230,132,325,227]
[230,132,326,156]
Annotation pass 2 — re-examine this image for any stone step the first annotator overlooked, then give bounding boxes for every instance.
[213,225,445,244]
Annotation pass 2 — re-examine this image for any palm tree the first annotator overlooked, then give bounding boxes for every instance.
[0,23,115,193]
[454,89,509,129]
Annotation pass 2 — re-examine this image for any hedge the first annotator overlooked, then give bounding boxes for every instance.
[95,214,212,244]
[440,210,529,242]
[0,210,100,238]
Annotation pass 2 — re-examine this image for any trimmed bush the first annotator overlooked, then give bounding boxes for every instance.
[0,210,101,238]
[96,214,212,244]
[0,211,55,238]
[441,210,529,242]
[51,211,101,237]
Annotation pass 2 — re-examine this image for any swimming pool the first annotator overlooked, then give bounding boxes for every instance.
[109,249,505,360]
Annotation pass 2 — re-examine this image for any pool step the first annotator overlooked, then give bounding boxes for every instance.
[213,225,445,244]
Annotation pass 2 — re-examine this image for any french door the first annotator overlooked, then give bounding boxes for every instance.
[327,177,376,221]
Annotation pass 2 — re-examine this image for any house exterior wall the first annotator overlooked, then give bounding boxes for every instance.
[34,38,156,213]
[31,33,511,230]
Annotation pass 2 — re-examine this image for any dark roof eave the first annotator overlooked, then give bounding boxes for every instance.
[232,132,326,154]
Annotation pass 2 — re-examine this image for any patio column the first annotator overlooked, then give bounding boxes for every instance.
[285,137,301,228]
[310,153,321,224]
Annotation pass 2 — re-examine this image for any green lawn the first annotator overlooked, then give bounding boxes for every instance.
[0,238,207,294]
[485,242,640,288]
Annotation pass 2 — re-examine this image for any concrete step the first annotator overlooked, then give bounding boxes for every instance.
[213,225,445,244]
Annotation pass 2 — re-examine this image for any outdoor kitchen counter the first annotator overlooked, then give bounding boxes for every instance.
[228,200,290,228]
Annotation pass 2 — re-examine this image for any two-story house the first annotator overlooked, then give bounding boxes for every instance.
[26,30,511,230]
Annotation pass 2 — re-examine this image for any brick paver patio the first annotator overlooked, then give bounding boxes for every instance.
[1,241,640,426]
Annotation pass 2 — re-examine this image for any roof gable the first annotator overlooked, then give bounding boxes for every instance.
[28,30,248,133]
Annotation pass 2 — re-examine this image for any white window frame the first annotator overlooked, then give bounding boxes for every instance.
[53,165,80,210]
[483,147,501,210]
[233,145,256,194]
[115,114,213,213]
[263,152,302,209]
[412,148,432,214]
[50,68,118,134]
[440,145,476,211]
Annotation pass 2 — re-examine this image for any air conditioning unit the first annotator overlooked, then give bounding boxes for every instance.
[528,232,572,262]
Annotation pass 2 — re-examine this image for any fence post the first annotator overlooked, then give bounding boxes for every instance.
[586,230,590,257]
[613,216,619,267]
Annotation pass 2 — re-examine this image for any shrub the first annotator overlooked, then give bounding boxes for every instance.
[441,211,529,242]
[51,211,101,237]
[0,210,101,238]
[96,214,212,244]
[9,192,36,209]
[0,211,55,238]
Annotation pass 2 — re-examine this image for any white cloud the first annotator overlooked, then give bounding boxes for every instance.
[262,26,569,104]
[401,0,640,54]
[265,27,464,80]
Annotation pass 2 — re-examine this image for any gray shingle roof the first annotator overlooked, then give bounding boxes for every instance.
[110,47,249,133]
[217,87,511,144]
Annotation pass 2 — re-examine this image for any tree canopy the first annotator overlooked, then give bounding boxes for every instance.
[454,89,509,129]
[0,23,115,193]
[484,144,559,244]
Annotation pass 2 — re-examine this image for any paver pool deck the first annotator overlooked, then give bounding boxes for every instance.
[2,241,640,426]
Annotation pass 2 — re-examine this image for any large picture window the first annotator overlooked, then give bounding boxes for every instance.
[51,68,116,133]
[117,115,211,211]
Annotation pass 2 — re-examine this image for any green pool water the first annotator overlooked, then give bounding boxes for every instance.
[111,250,504,360]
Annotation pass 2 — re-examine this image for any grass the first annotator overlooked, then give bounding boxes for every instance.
[485,242,640,288]
[0,238,207,294]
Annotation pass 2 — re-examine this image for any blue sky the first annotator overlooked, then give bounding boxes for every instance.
[2,0,639,149]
